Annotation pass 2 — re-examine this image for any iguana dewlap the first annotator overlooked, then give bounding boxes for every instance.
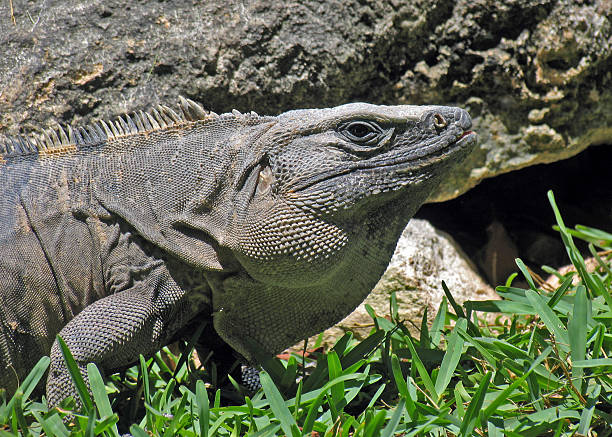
[0,99,476,406]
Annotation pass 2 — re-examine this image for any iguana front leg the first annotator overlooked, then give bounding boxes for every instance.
[46,264,205,408]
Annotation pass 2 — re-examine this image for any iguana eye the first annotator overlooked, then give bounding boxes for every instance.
[340,121,382,143]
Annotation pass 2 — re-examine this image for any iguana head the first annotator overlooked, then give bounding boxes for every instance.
[227,103,475,285]
[269,103,474,212]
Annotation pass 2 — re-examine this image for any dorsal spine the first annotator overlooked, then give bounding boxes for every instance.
[0,97,231,159]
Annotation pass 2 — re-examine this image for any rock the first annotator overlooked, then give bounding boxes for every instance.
[308,219,498,349]
[1,0,610,201]
[478,220,520,286]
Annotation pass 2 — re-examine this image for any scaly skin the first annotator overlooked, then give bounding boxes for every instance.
[0,99,476,406]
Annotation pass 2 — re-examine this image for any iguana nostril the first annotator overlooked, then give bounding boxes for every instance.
[433,113,447,129]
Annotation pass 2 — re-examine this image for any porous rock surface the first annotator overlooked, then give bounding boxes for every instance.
[1,0,610,201]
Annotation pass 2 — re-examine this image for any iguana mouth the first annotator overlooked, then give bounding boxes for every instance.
[457,130,475,141]
[290,130,476,193]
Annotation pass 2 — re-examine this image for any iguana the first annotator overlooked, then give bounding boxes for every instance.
[0,98,476,407]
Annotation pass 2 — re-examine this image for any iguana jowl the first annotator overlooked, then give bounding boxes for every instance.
[0,99,476,406]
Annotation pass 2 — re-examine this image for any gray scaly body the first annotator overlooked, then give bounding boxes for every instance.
[0,99,476,406]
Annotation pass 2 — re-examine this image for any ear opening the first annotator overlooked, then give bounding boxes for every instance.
[255,161,274,197]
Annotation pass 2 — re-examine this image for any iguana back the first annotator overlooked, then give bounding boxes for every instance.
[0,99,476,406]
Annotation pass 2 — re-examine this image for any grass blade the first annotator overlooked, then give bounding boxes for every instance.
[548,191,612,306]
[459,371,491,437]
[572,358,612,367]
[364,409,387,437]
[259,371,299,437]
[172,322,207,380]
[84,406,96,437]
[403,334,438,404]
[525,290,570,354]
[515,258,537,291]
[442,281,465,318]
[303,373,369,434]
[577,384,601,435]
[341,330,385,368]
[56,335,93,412]
[435,318,466,400]
[469,299,535,315]
[248,423,282,437]
[130,424,150,437]
[419,307,430,347]
[391,355,415,419]
[381,398,405,437]
[196,380,209,437]
[138,354,154,432]
[547,275,574,309]
[6,356,49,415]
[11,392,29,436]
[430,296,447,348]
[31,411,69,437]
[568,285,588,394]
[87,363,119,437]
[327,351,344,411]
[482,347,552,421]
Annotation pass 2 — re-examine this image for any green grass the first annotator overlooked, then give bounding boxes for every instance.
[2,189,611,436]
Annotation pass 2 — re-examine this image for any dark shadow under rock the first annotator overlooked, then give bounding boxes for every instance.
[416,143,612,286]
